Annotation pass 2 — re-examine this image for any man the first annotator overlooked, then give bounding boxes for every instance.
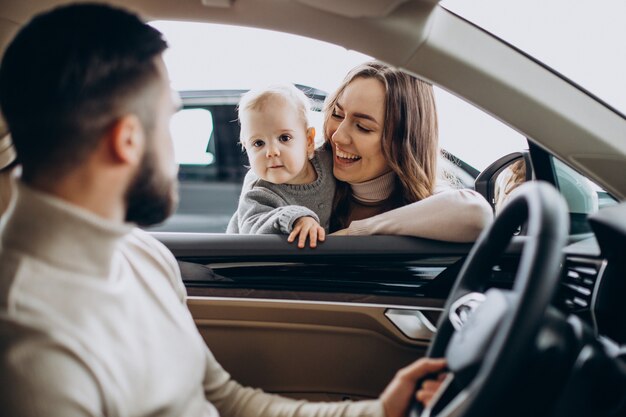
[0,4,445,416]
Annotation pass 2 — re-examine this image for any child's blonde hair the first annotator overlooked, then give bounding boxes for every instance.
[238,84,311,140]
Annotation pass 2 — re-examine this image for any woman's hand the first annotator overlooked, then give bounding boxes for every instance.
[288,216,325,248]
[329,228,349,236]
[380,358,447,417]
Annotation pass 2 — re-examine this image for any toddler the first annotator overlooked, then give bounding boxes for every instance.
[226,84,335,248]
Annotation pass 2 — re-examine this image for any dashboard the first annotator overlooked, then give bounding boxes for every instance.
[581,202,626,344]
[553,202,626,345]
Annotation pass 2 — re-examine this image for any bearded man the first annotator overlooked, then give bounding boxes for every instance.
[0,4,445,417]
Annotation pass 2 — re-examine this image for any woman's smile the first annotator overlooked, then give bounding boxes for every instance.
[335,145,362,161]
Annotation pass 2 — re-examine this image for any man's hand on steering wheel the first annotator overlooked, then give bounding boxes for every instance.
[380,358,448,417]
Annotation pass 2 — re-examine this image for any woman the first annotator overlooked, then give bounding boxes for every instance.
[494,159,526,214]
[0,131,17,216]
[325,62,492,242]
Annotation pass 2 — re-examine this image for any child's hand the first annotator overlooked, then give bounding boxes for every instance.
[288,216,325,248]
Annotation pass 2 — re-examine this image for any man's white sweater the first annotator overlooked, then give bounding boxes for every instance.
[0,182,384,417]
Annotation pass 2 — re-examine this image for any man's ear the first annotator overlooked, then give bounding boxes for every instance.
[306,127,316,158]
[107,115,145,166]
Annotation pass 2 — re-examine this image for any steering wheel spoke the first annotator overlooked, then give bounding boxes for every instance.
[446,289,517,382]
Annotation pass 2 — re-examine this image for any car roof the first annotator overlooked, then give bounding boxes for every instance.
[1,0,624,199]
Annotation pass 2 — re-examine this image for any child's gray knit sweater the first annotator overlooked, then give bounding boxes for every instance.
[226,149,336,234]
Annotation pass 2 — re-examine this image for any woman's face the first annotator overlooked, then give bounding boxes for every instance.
[327,77,391,184]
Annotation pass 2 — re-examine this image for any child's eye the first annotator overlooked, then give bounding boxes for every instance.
[252,139,265,147]
[278,134,292,142]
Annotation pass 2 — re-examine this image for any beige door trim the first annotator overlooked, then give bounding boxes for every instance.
[189,296,442,399]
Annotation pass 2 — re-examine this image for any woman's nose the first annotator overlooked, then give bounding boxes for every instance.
[331,120,350,145]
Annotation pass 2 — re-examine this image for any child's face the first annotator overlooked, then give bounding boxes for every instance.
[241,96,315,185]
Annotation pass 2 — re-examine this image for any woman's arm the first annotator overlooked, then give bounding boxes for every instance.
[340,189,493,242]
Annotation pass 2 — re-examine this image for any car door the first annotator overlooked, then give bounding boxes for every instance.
[155,233,475,401]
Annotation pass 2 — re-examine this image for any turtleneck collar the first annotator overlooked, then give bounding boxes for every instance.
[1,181,133,278]
[350,170,397,204]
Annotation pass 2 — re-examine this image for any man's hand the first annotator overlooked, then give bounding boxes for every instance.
[380,358,447,417]
[288,216,325,248]
[416,372,447,407]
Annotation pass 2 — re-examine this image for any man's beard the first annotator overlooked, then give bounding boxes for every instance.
[125,147,178,227]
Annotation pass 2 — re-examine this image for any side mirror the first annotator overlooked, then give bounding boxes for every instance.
[475,151,533,214]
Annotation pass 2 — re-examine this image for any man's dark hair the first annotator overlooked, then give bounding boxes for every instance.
[0,3,168,182]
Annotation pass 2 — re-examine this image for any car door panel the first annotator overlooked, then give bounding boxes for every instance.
[189,297,436,400]
[155,234,524,400]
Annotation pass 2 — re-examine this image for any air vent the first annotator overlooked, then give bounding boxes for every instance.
[558,257,603,315]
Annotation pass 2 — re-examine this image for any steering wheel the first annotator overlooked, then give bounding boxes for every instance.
[414,181,569,417]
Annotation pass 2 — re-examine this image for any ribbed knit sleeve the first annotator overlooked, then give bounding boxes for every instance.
[232,186,320,234]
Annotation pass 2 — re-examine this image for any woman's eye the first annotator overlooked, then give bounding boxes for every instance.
[279,134,292,142]
[252,140,264,147]
[331,110,344,120]
[357,124,372,133]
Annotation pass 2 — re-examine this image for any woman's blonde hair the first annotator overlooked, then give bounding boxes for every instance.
[323,61,439,230]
